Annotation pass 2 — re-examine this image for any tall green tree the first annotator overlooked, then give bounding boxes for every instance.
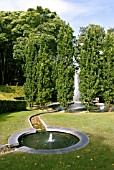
[0,12,14,85]
[75,24,105,109]
[24,34,39,106]
[56,23,75,110]
[36,35,54,107]
[0,11,25,85]
[12,7,63,106]
[12,6,62,89]
[102,29,114,109]
[24,32,58,107]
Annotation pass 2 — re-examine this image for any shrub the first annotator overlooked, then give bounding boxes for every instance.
[0,100,26,113]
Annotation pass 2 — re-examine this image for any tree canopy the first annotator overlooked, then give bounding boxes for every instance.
[0,7,114,109]
[0,6,75,107]
[75,25,114,109]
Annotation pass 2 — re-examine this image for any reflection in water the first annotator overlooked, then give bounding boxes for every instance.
[19,131,79,150]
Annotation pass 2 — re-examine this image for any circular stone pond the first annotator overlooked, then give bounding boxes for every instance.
[19,131,79,150]
[8,127,89,154]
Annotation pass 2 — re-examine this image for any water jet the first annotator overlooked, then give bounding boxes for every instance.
[47,133,55,142]
[68,69,86,112]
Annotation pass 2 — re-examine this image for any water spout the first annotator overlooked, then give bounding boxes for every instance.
[67,68,86,112]
[47,133,55,142]
[73,70,80,102]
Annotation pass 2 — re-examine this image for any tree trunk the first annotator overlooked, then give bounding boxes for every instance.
[1,50,6,85]
[108,105,112,112]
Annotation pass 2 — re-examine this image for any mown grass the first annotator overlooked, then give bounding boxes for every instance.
[0,111,114,170]
[0,85,24,100]
[0,110,41,145]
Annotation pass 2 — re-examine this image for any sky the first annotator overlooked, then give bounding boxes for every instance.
[0,0,114,35]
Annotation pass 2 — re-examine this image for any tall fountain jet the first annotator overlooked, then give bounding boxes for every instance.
[68,67,86,112]
[73,68,80,102]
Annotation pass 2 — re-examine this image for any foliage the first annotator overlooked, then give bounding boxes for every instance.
[0,100,26,113]
[102,29,114,106]
[16,8,75,108]
[36,35,55,107]
[56,24,75,110]
[11,7,65,107]
[1,7,114,108]
[23,34,39,106]
[0,11,24,85]
[0,7,60,86]
[23,33,57,107]
[75,24,106,109]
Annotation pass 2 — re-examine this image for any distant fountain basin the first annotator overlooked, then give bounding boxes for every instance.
[67,101,86,112]
[47,70,86,112]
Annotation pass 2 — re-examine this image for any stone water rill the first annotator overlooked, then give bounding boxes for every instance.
[8,68,89,154]
[8,113,89,154]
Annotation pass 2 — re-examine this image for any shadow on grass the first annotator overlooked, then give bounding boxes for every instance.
[0,109,31,122]
[0,109,47,123]
[0,112,15,122]
[0,133,114,170]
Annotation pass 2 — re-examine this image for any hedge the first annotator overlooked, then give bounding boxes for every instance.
[0,100,26,113]
[14,96,25,100]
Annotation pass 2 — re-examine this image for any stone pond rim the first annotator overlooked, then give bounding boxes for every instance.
[8,126,90,154]
[8,111,90,154]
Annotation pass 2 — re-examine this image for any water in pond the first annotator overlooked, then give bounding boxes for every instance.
[19,131,79,150]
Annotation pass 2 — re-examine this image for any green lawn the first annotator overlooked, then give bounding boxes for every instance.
[0,110,114,170]
[0,85,24,100]
[0,110,40,145]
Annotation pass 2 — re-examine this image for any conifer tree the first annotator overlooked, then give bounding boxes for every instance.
[56,23,75,110]
[75,24,105,109]
[36,35,55,107]
[102,29,114,109]
[24,34,39,106]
